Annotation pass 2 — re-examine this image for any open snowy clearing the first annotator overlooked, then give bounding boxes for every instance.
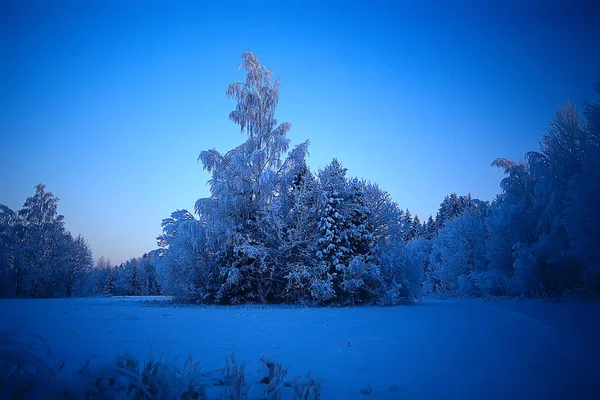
[1,297,599,399]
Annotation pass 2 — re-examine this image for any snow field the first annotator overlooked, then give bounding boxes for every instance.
[1,297,599,399]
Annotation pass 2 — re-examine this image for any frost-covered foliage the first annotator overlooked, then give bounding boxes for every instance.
[378,239,429,304]
[564,144,600,293]
[433,193,474,234]
[313,159,352,303]
[156,209,217,303]
[420,79,600,298]
[84,254,162,298]
[565,82,600,293]
[283,166,322,303]
[192,52,310,304]
[362,182,404,246]
[157,53,420,306]
[156,56,599,304]
[427,205,488,296]
[311,160,383,304]
[0,184,93,298]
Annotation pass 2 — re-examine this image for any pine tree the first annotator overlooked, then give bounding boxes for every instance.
[143,259,162,295]
[403,210,414,241]
[434,193,473,232]
[424,215,436,240]
[347,179,374,258]
[126,259,141,296]
[412,215,422,239]
[314,158,350,303]
[104,274,115,296]
[340,178,381,304]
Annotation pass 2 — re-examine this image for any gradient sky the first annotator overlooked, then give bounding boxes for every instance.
[1,0,599,264]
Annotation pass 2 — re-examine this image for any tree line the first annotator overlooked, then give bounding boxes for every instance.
[1,52,598,303]
[155,52,599,304]
[0,184,93,297]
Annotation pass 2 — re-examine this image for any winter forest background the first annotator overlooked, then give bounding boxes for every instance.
[1,52,599,305]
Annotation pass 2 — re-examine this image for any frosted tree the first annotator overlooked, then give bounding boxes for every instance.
[521,104,585,294]
[104,274,115,296]
[18,184,70,297]
[428,207,488,295]
[196,52,309,303]
[283,165,321,302]
[88,256,111,296]
[379,239,429,303]
[312,158,352,303]
[157,209,218,303]
[403,210,414,241]
[434,193,474,232]
[362,182,404,247]
[423,215,436,240]
[63,234,94,297]
[137,253,162,295]
[522,86,600,295]
[340,178,382,304]
[485,103,595,297]
[486,159,539,296]
[412,215,422,239]
[482,97,600,297]
[113,263,129,296]
[346,179,374,255]
[0,184,93,298]
[92,280,102,294]
[145,261,162,296]
[0,205,24,296]
[96,256,111,270]
[564,80,600,293]
[361,183,423,303]
[126,259,142,296]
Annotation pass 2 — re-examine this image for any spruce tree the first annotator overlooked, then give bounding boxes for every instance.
[104,274,115,296]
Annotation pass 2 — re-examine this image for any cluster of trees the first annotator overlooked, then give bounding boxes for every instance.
[0,184,94,297]
[156,52,422,305]
[0,186,162,299]
[158,53,600,304]
[419,86,600,298]
[2,52,597,303]
[88,254,162,297]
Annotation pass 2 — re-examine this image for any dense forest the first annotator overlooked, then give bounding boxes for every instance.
[1,52,598,304]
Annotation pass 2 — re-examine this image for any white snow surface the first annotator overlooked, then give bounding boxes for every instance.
[1,297,599,399]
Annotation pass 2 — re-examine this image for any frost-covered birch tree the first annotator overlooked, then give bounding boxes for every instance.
[195,52,309,303]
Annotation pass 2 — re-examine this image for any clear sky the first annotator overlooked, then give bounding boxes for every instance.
[1,0,599,264]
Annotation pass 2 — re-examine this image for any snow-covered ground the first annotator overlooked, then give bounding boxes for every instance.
[1,297,599,399]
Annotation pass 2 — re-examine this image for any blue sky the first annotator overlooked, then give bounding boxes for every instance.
[1,0,599,264]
